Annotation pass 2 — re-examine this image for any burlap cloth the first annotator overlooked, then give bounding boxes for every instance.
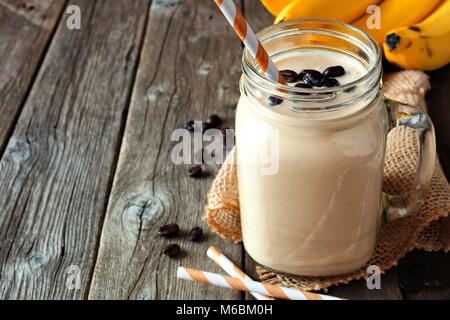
[204,70,450,291]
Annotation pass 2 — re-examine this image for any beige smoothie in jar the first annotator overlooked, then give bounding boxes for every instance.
[236,47,388,276]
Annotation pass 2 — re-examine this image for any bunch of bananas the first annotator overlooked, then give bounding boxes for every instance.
[261,0,450,70]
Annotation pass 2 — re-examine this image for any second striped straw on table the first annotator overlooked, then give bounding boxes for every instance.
[207,246,274,300]
[177,266,342,300]
[213,0,286,84]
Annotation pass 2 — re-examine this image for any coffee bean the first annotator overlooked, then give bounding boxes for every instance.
[202,122,213,133]
[158,223,180,237]
[323,77,340,88]
[323,65,345,78]
[206,114,221,128]
[280,69,298,83]
[300,69,324,87]
[268,96,283,106]
[188,226,203,242]
[187,165,202,178]
[183,120,195,132]
[423,275,444,288]
[294,82,312,95]
[163,244,181,258]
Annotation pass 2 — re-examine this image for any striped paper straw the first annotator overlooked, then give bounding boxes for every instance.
[213,0,286,84]
[207,246,274,300]
[177,266,342,300]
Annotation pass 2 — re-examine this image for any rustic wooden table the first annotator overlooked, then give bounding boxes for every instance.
[0,0,449,300]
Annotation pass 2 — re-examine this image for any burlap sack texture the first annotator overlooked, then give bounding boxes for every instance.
[204,71,450,291]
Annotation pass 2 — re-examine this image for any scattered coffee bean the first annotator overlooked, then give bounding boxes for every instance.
[268,96,283,106]
[323,77,340,88]
[183,120,195,132]
[280,69,298,83]
[206,114,221,128]
[323,65,345,78]
[300,69,324,87]
[423,275,444,288]
[187,165,202,178]
[163,243,181,258]
[158,223,180,238]
[188,226,203,242]
[294,82,312,95]
[202,122,213,133]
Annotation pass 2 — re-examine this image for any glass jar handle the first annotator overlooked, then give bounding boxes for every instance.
[383,99,436,222]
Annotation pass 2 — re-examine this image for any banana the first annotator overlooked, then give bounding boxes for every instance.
[275,0,382,24]
[260,0,296,17]
[383,0,450,70]
[353,0,443,45]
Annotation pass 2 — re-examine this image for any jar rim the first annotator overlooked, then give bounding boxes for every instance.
[241,19,382,111]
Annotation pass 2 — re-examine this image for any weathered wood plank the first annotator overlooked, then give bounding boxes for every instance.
[0,0,66,153]
[0,0,149,299]
[0,0,65,29]
[242,0,274,32]
[88,0,244,300]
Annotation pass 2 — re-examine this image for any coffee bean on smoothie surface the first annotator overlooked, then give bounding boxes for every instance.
[323,65,345,77]
[206,114,221,127]
[323,77,340,88]
[163,244,181,258]
[188,226,203,242]
[300,69,324,87]
[187,165,202,178]
[280,69,298,83]
[158,223,180,237]
[294,82,312,95]
[268,96,283,106]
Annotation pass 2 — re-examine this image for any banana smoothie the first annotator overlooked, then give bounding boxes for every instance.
[236,49,388,276]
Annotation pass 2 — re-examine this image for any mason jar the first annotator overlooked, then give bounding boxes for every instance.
[236,20,436,276]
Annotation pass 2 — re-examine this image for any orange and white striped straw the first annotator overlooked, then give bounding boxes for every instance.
[177,266,342,300]
[207,246,274,300]
[213,0,286,84]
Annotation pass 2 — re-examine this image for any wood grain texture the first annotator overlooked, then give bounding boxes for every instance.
[0,0,149,299]
[0,0,66,154]
[88,0,244,300]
